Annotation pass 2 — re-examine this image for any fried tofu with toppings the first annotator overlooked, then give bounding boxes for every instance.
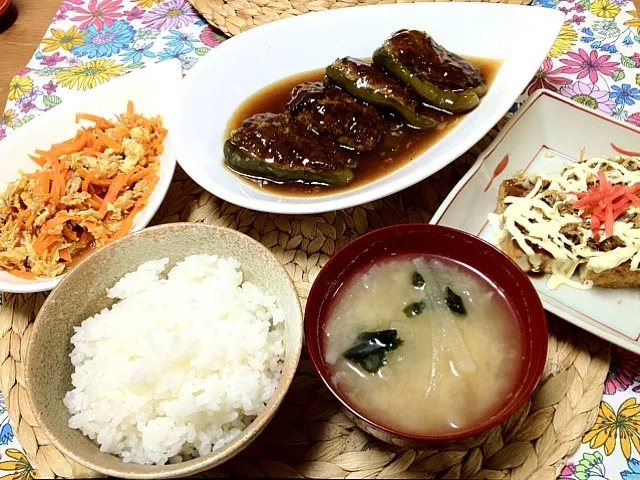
[490,156,640,289]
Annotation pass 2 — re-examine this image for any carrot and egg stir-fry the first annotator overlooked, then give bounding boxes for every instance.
[0,101,166,279]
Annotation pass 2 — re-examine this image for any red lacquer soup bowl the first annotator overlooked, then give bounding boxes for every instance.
[304,224,548,448]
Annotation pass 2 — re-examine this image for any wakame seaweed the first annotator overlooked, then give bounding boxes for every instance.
[403,300,426,318]
[343,329,403,373]
[445,287,467,316]
[412,271,425,289]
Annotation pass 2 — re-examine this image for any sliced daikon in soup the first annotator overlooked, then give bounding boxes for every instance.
[323,255,522,436]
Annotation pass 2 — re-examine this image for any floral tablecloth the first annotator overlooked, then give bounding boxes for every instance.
[2,0,640,478]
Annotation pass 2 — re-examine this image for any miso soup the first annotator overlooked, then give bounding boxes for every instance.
[323,255,523,436]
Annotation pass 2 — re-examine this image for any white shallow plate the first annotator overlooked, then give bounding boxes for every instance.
[0,60,181,293]
[172,3,564,215]
[432,89,640,354]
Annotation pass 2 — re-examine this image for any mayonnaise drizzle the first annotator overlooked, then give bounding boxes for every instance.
[489,156,640,289]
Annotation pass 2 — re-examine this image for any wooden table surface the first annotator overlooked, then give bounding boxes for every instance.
[0,0,61,112]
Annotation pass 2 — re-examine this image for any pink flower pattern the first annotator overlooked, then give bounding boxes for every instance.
[142,0,198,29]
[603,347,640,395]
[200,28,222,48]
[40,52,67,67]
[59,0,84,13]
[558,462,576,479]
[568,14,585,25]
[628,112,640,126]
[124,6,143,21]
[556,49,621,83]
[71,0,125,29]
[527,58,572,94]
[43,80,57,95]
[559,81,616,115]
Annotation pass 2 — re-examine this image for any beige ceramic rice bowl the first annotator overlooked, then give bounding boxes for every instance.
[24,223,303,479]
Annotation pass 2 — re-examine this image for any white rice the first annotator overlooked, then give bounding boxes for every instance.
[63,254,285,466]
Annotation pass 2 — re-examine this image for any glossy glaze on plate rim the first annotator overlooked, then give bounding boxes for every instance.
[304,223,548,443]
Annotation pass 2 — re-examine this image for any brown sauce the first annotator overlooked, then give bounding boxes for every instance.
[225,57,502,197]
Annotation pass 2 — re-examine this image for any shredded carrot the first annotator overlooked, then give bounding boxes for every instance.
[51,173,62,205]
[101,134,120,150]
[28,154,47,167]
[7,270,36,280]
[145,173,159,192]
[88,195,103,210]
[25,212,37,230]
[75,113,114,129]
[34,176,42,195]
[140,117,153,131]
[46,134,87,158]
[58,168,69,198]
[78,231,93,246]
[33,234,62,257]
[3,100,165,280]
[99,173,131,216]
[112,125,127,142]
[77,167,112,186]
[82,169,97,192]
[91,178,112,187]
[82,148,102,157]
[62,225,78,241]
[41,214,74,234]
[42,171,53,195]
[572,172,640,241]
[127,167,153,184]
[16,210,30,228]
[33,177,43,196]
[59,249,72,262]
[112,203,145,240]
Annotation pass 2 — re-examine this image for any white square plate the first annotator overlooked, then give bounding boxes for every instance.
[432,89,640,354]
[172,3,564,214]
[0,60,182,293]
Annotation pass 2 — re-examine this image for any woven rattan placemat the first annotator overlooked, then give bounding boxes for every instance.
[0,121,611,478]
[188,0,532,36]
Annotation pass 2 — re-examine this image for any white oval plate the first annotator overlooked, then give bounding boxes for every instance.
[0,60,181,293]
[172,3,564,215]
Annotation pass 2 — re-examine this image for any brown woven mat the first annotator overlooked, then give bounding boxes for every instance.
[188,0,533,36]
[0,119,611,478]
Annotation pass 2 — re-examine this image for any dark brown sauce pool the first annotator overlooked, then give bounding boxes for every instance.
[224,57,502,197]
